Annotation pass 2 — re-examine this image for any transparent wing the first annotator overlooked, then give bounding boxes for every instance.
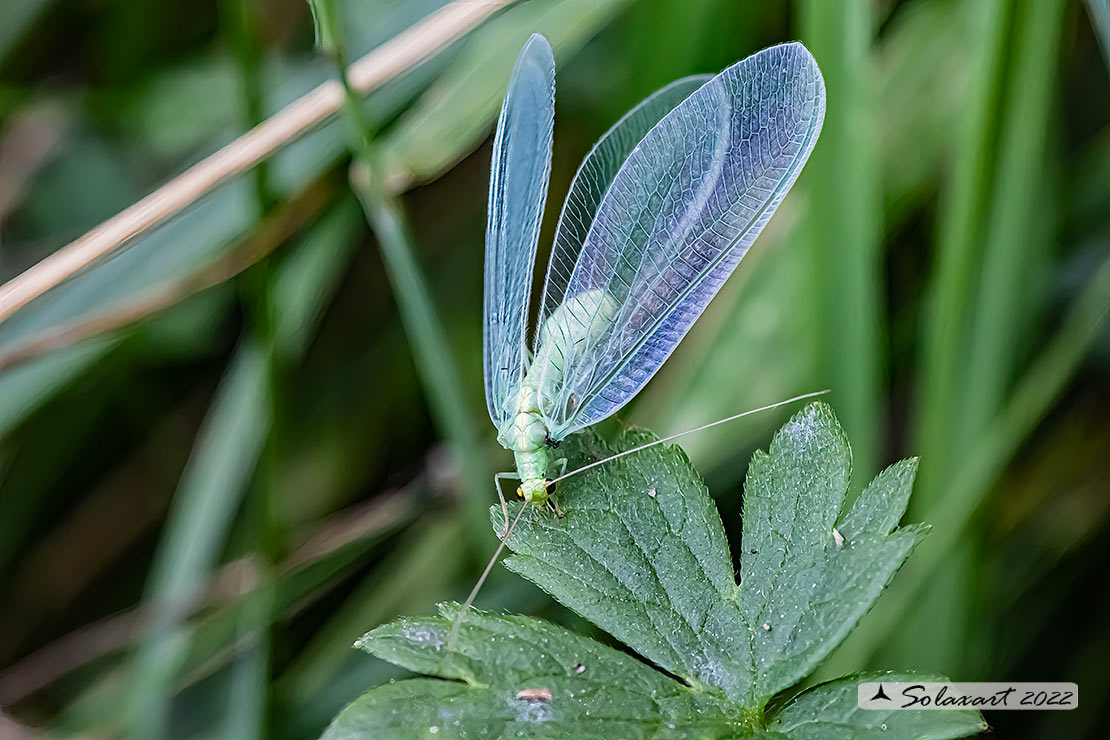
[538,42,825,437]
[536,74,712,334]
[483,34,555,432]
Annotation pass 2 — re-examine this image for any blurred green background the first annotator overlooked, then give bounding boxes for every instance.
[0,0,1108,737]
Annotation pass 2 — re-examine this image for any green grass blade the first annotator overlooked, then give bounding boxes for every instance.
[898,0,1068,674]
[123,199,360,736]
[896,0,1066,673]
[0,339,117,441]
[1089,0,1110,67]
[823,249,1110,678]
[268,198,362,359]
[279,517,465,705]
[914,0,1012,508]
[960,0,1067,436]
[222,578,274,740]
[935,253,1110,580]
[220,4,275,734]
[350,167,489,549]
[0,0,52,64]
[799,0,883,489]
[127,338,273,737]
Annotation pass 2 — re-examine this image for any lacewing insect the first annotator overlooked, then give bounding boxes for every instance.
[484,34,826,520]
[447,33,826,653]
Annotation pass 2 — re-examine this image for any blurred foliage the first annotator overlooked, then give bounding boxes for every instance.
[0,0,1107,738]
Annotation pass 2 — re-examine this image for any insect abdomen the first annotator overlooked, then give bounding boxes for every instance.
[527,289,618,421]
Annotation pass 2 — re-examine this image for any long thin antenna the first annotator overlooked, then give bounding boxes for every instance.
[548,389,829,487]
[446,501,529,652]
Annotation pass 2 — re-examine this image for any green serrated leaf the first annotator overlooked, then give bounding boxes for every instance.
[838,458,918,540]
[333,404,982,739]
[360,604,719,701]
[746,527,926,701]
[344,604,767,740]
[323,678,783,740]
[738,405,927,701]
[501,428,755,705]
[503,403,927,707]
[769,672,988,740]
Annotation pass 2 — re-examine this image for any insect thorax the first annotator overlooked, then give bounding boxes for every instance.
[502,386,549,502]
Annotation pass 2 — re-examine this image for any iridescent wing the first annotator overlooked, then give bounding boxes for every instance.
[536,42,825,438]
[537,74,712,326]
[483,34,555,433]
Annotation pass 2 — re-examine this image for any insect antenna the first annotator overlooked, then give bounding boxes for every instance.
[546,390,829,488]
[446,500,531,653]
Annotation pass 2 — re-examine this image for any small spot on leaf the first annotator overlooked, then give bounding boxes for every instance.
[516,688,553,702]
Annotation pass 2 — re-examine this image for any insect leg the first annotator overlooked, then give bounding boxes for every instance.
[493,472,518,538]
[548,459,568,516]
